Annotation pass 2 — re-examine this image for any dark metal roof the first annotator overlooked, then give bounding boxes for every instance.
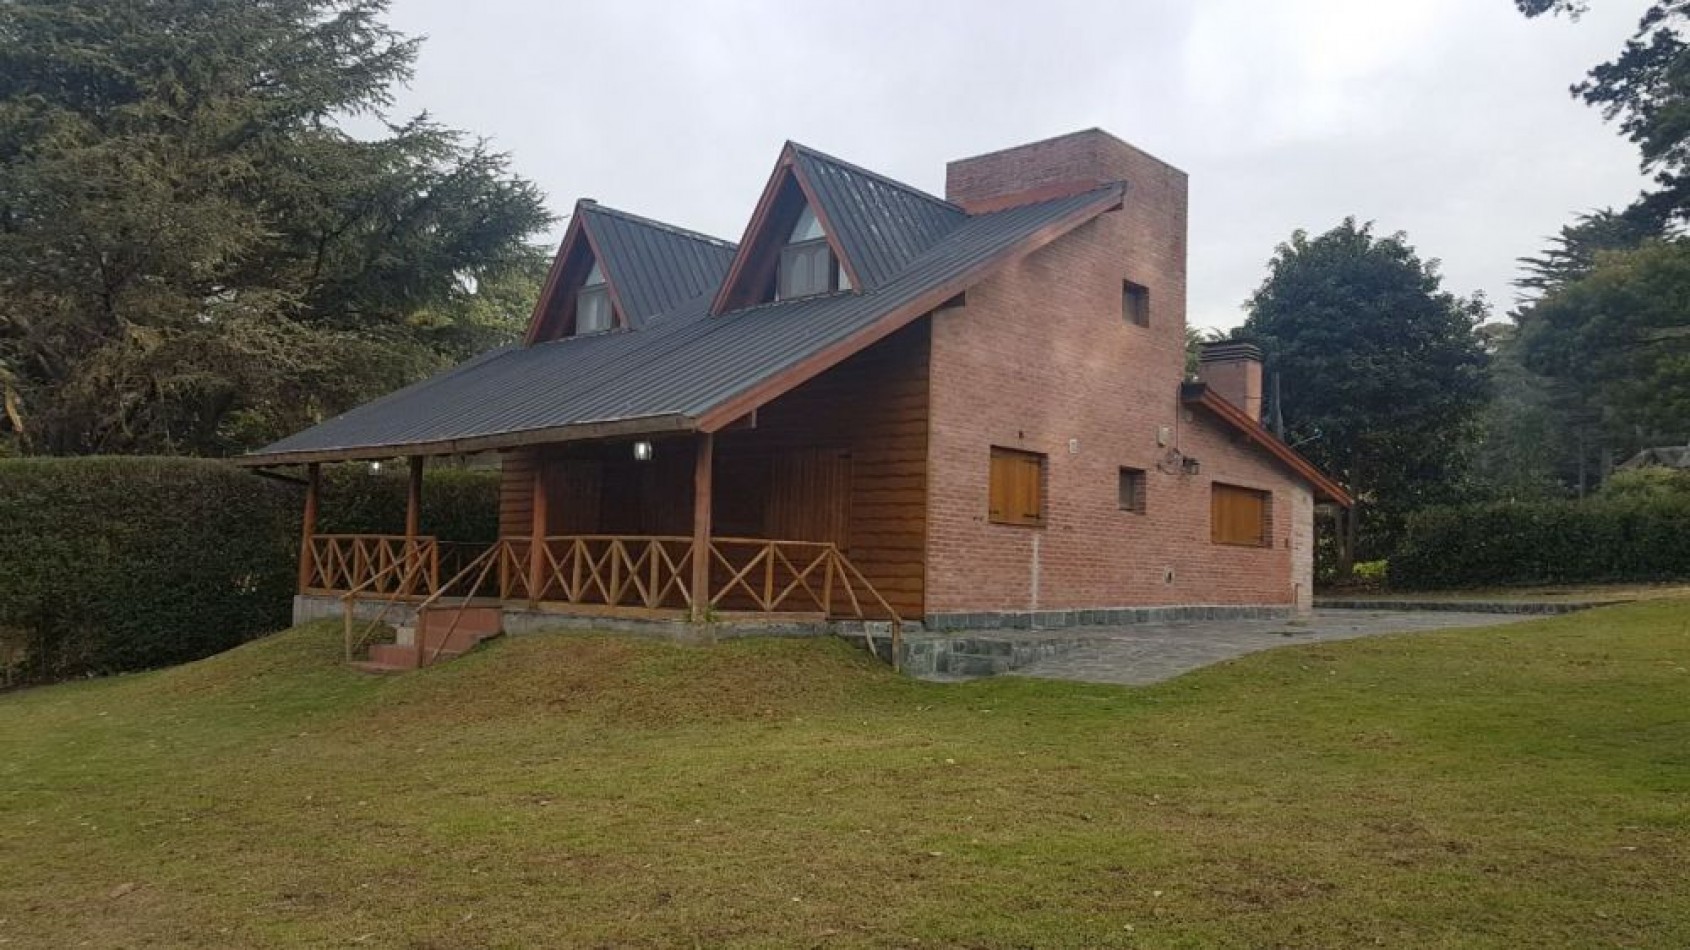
[242,186,1121,464]
[581,203,736,326]
[791,143,966,291]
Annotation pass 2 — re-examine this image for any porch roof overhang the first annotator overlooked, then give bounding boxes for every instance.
[238,184,1124,469]
[1179,381,1354,507]
[233,413,695,467]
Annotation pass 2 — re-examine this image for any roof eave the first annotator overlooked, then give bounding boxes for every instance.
[1179,382,1353,507]
[234,413,697,468]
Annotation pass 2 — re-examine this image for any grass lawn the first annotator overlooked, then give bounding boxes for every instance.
[2,603,1688,948]
[1320,581,1690,604]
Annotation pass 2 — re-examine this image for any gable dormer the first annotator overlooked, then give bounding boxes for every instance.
[525,203,627,343]
[526,200,735,344]
[712,142,966,314]
[712,144,862,314]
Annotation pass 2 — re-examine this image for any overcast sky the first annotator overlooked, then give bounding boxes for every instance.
[380,0,1653,331]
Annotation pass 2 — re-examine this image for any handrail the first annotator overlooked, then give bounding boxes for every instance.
[830,548,904,671]
[412,541,508,668]
[341,544,434,662]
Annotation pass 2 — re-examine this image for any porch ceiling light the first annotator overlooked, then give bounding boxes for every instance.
[633,440,654,462]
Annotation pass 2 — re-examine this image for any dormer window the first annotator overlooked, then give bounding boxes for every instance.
[575,260,612,334]
[777,206,849,300]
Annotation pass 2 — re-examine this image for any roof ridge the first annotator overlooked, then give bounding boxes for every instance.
[787,141,965,216]
[580,201,737,251]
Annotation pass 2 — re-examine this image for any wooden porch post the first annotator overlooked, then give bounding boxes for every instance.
[690,432,714,622]
[406,455,427,593]
[528,458,549,605]
[297,462,321,592]
[405,456,424,539]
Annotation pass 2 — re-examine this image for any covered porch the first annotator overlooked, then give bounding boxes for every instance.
[265,318,930,667]
[294,432,906,668]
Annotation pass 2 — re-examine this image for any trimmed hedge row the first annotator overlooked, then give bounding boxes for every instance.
[0,457,500,684]
[1391,497,1690,589]
[317,466,499,543]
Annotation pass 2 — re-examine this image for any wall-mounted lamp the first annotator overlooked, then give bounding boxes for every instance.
[1181,457,1202,476]
[633,440,654,462]
[369,461,383,474]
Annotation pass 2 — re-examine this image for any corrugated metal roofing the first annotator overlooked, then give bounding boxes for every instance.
[582,203,736,326]
[244,186,1120,464]
[791,144,966,291]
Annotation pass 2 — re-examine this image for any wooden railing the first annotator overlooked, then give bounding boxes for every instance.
[326,534,905,668]
[340,543,437,662]
[306,534,437,597]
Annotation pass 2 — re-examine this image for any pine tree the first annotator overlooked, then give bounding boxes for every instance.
[0,0,551,455]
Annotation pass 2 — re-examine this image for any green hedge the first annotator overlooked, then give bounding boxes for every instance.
[318,466,500,543]
[0,457,298,681]
[1391,497,1690,589]
[0,458,501,684]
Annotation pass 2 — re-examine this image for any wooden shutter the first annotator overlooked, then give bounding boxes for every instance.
[989,448,1044,526]
[1211,483,1269,546]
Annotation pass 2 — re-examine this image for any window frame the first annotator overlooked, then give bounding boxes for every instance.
[1210,482,1273,548]
[777,237,837,300]
[988,446,1046,527]
[1118,466,1148,515]
[1122,279,1150,328]
[574,283,613,334]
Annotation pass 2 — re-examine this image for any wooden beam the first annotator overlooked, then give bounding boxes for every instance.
[528,459,550,605]
[690,433,714,623]
[406,455,424,539]
[297,462,320,593]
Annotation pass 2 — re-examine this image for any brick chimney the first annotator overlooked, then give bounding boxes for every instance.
[945,128,1186,214]
[1198,342,1264,422]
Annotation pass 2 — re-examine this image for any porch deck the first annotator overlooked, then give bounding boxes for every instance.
[303,533,904,669]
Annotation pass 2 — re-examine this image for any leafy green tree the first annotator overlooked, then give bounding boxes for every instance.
[0,0,551,456]
[1519,1,1690,223]
[1518,239,1690,452]
[1237,219,1491,578]
[1468,322,1574,501]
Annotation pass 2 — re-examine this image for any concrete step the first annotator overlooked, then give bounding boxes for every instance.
[362,642,470,672]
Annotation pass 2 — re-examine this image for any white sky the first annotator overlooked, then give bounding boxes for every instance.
[380,0,1652,330]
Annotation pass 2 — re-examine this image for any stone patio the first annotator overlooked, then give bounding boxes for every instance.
[901,608,1542,685]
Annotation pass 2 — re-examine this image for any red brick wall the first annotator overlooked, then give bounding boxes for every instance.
[926,130,1306,615]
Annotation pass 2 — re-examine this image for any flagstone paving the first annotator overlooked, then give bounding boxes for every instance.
[1002,609,1539,686]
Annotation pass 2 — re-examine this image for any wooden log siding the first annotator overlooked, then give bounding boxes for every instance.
[498,449,537,541]
[491,319,931,619]
[714,319,930,618]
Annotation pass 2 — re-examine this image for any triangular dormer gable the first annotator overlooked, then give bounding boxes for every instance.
[712,143,968,314]
[525,200,736,344]
[711,143,864,314]
[524,201,629,344]
[787,144,966,289]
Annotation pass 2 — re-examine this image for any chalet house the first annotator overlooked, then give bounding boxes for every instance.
[241,129,1350,669]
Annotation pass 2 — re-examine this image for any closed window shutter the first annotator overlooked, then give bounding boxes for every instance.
[1212,483,1270,546]
[989,448,1044,526]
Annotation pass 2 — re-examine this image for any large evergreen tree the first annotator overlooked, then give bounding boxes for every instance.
[1238,220,1491,578]
[0,0,551,456]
